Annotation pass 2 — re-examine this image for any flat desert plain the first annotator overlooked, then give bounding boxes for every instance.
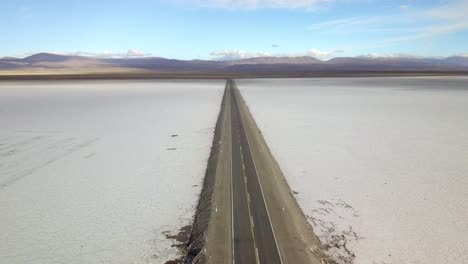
[0,80,223,264]
[238,77,468,264]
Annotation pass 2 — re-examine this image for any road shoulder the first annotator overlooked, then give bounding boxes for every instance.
[234,85,329,264]
[204,83,233,264]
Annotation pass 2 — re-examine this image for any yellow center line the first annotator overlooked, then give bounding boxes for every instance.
[240,147,260,264]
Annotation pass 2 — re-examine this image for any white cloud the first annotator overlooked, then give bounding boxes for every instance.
[99,50,114,57]
[358,53,424,59]
[383,21,468,43]
[193,0,335,10]
[420,0,468,36]
[383,0,468,43]
[399,4,409,10]
[306,0,468,46]
[308,16,386,31]
[425,0,468,20]
[56,50,152,58]
[210,48,342,60]
[306,48,342,59]
[210,49,272,60]
[125,49,151,57]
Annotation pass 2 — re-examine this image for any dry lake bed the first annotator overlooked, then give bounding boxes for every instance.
[0,80,224,264]
[239,77,468,264]
[1,77,467,264]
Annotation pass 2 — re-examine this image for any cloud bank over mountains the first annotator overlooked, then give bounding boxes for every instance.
[210,49,343,60]
[65,49,152,58]
[2,51,468,73]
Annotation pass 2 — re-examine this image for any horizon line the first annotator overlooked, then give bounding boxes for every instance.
[3,52,468,62]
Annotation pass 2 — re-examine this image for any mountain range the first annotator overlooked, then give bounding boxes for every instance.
[2,53,468,74]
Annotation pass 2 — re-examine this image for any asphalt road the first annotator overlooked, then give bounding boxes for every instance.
[205,79,326,264]
[229,80,283,264]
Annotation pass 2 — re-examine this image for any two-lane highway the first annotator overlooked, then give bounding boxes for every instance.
[229,80,282,264]
[204,79,327,264]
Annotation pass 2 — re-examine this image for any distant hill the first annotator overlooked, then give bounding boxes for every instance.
[1,52,468,73]
[22,53,73,63]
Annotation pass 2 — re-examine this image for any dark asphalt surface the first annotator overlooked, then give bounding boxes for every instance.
[229,80,282,264]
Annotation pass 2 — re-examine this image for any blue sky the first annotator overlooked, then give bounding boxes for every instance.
[1,0,468,60]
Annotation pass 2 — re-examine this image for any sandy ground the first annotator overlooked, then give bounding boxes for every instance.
[0,80,223,264]
[238,77,468,264]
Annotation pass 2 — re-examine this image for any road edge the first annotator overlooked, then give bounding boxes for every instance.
[185,82,229,263]
[233,82,331,263]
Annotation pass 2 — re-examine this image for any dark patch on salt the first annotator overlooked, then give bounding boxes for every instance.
[165,225,191,249]
[164,225,192,264]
